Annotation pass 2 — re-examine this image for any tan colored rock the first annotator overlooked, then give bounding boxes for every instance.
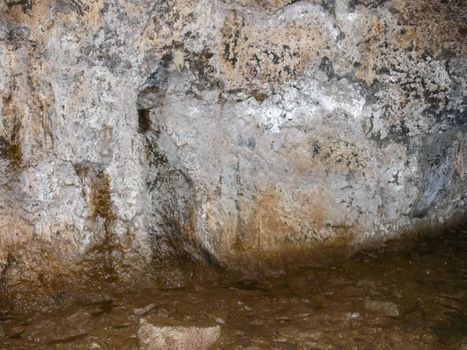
[138,320,220,350]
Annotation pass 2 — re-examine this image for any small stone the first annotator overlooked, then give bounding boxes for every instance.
[216,317,225,325]
[134,303,157,316]
[346,312,360,319]
[68,310,91,323]
[138,319,221,350]
[364,298,400,317]
[250,319,264,326]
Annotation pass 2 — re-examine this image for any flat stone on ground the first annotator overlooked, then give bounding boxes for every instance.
[138,320,221,350]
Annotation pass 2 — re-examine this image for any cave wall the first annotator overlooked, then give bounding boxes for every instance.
[0,0,465,306]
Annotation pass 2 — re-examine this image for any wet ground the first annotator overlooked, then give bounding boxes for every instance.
[0,228,466,350]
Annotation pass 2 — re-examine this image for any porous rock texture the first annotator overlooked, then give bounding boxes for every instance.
[0,0,465,307]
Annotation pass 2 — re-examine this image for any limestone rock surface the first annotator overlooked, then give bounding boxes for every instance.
[0,0,465,307]
[138,320,220,350]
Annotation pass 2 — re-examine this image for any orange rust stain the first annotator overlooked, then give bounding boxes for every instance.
[211,187,356,275]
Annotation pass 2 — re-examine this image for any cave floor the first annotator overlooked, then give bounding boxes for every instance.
[0,228,466,350]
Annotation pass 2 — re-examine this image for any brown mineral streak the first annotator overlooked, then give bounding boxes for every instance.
[91,171,115,222]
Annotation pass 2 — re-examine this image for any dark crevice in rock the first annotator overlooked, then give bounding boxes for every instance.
[138,109,152,134]
[319,56,335,80]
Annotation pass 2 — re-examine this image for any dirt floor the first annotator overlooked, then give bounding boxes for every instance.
[0,228,466,349]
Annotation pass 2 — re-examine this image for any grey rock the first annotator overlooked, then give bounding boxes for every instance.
[138,320,221,350]
[134,303,157,316]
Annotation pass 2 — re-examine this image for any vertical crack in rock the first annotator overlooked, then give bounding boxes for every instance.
[411,130,463,218]
[137,109,152,134]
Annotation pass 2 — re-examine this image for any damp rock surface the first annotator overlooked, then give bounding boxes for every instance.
[0,0,466,305]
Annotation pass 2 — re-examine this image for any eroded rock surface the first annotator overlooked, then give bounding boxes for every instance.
[0,0,465,307]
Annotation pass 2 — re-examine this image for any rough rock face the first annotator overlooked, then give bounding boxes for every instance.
[0,0,466,306]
